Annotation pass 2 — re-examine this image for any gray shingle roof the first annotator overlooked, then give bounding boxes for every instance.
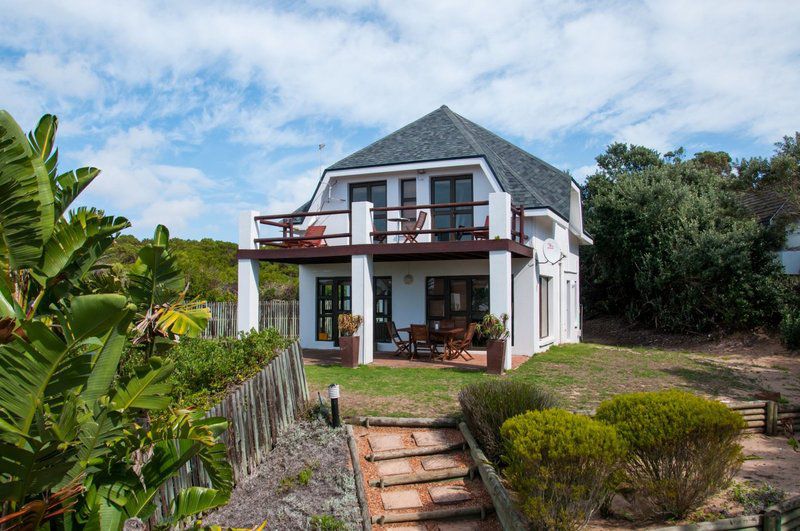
[740,188,799,224]
[325,105,573,220]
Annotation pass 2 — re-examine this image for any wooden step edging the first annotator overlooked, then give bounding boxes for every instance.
[458,421,530,531]
[368,466,476,488]
[345,424,372,531]
[371,505,495,525]
[367,442,466,462]
[346,416,460,428]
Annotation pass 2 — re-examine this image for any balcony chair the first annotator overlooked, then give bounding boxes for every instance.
[410,324,437,360]
[388,321,411,357]
[445,322,477,361]
[285,224,327,248]
[372,222,387,244]
[472,215,490,240]
[402,211,427,243]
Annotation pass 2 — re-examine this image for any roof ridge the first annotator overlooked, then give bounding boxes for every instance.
[447,108,551,207]
[327,106,478,170]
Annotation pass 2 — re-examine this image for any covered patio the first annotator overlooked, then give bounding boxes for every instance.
[302,348,529,371]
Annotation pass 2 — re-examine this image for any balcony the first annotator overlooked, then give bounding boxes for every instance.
[237,193,533,264]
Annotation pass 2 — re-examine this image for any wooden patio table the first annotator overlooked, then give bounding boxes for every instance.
[429,328,464,360]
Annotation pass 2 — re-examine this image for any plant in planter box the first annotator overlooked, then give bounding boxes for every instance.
[477,313,509,374]
[337,313,363,368]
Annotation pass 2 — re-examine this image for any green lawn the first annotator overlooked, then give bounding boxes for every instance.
[305,343,765,418]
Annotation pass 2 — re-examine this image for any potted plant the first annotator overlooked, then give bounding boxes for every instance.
[477,313,509,374]
[338,313,363,368]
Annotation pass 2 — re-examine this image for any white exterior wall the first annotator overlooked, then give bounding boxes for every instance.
[780,222,800,275]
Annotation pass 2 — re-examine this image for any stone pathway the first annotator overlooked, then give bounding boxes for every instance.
[352,424,500,530]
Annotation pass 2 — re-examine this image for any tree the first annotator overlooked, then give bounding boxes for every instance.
[582,142,784,332]
[0,111,230,528]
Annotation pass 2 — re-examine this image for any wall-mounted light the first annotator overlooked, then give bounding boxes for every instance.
[403,274,414,285]
[417,169,426,175]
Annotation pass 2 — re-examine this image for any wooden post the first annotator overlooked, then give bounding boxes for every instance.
[763,507,781,531]
[766,400,778,436]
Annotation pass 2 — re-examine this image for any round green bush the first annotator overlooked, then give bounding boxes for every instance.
[595,390,745,520]
[459,380,557,465]
[501,409,626,531]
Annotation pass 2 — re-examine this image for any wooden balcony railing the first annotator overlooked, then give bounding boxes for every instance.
[251,201,526,247]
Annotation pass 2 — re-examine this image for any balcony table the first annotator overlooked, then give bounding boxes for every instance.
[429,327,464,360]
[387,216,412,244]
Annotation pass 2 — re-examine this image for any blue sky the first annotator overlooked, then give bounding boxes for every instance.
[2,0,799,241]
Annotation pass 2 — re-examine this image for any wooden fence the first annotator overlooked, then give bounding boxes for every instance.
[654,495,800,530]
[201,300,299,338]
[150,341,308,523]
[726,400,800,435]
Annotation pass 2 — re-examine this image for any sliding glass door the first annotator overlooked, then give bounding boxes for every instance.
[350,181,387,239]
[425,276,489,345]
[316,276,392,345]
[431,175,473,241]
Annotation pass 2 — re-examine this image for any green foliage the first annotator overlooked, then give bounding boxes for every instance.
[277,462,318,494]
[476,312,510,341]
[0,111,230,528]
[102,234,299,302]
[780,309,800,350]
[309,514,348,531]
[730,481,785,514]
[501,409,625,531]
[595,390,744,520]
[459,380,557,464]
[582,144,785,332]
[123,328,292,409]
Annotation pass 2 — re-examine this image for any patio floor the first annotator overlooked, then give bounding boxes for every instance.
[302,348,529,371]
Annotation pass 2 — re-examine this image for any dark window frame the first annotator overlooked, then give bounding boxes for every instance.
[349,180,388,237]
[539,275,551,339]
[315,276,392,346]
[374,276,392,344]
[400,178,417,220]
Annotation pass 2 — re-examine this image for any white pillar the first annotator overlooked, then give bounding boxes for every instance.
[489,192,513,370]
[237,210,260,333]
[350,201,374,364]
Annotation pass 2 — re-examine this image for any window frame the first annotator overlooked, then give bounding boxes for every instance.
[430,175,473,241]
[539,275,552,340]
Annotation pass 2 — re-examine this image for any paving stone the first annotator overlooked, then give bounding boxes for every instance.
[428,485,472,504]
[368,434,405,452]
[435,522,483,531]
[392,526,427,531]
[375,458,413,476]
[381,489,423,510]
[420,454,462,471]
[412,430,463,447]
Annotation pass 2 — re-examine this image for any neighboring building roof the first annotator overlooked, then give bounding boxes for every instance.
[740,188,800,224]
[322,105,574,220]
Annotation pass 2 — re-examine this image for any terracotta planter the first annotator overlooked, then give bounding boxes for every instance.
[486,339,506,374]
[340,335,360,368]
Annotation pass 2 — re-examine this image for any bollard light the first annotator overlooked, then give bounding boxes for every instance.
[328,383,341,427]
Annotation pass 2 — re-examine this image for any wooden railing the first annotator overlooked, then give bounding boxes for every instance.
[251,201,526,247]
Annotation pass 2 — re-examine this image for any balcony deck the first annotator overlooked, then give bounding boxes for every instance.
[237,238,532,264]
[241,199,531,264]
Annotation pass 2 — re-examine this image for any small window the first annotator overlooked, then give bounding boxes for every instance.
[401,179,416,219]
[539,276,551,339]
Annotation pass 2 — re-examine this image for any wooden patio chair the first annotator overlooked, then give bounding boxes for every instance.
[472,215,489,240]
[373,223,387,244]
[402,211,427,243]
[388,321,411,357]
[445,322,477,361]
[410,324,437,360]
[279,224,327,248]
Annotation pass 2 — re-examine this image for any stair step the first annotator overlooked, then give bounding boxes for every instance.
[369,466,474,487]
[367,442,465,461]
[429,485,472,505]
[371,505,494,525]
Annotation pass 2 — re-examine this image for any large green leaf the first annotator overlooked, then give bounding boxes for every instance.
[0,110,55,269]
[0,439,75,503]
[55,167,100,217]
[37,208,130,283]
[127,225,184,306]
[168,486,228,522]
[109,358,173,411]
[157,300,210,338]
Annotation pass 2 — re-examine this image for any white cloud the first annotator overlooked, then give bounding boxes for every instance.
[2,0,799,238]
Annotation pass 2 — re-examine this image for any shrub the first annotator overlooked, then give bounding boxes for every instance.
[501,409,626,531]
[309,515,348,531]
[780,310,800,350]
[459,380,557,464]
[730,481,785,514]
[126,328,292,409]
[595,390,745,520]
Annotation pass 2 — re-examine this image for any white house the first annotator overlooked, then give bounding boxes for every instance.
[741,188,800,275]
[237,105,593,368]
